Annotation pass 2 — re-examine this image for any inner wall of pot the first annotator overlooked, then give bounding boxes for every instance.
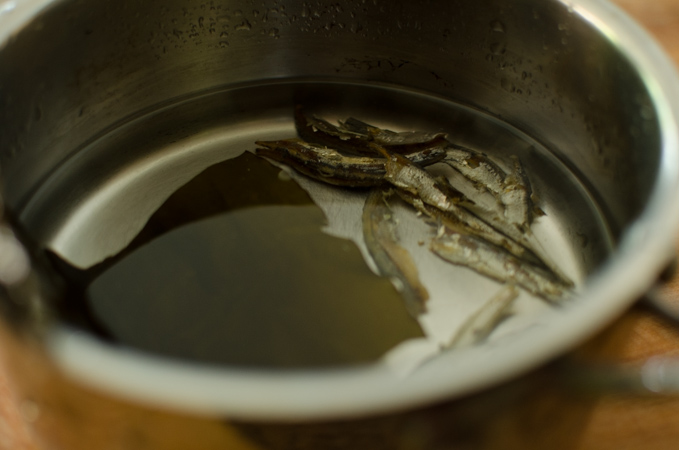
[0,0,659,245]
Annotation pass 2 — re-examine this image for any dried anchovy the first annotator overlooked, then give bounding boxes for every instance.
[443,145,571,286]
[295,106,449,158]
[377,146,544,266]
[445,144,508,198]
[430,230,571,303]
[501,156,536,231]
[362,189,429,317]
[256,137,447,188]
[379,147,463,212]
[444,145,534,232]
[444,165,506,219]
[340,116,449,149]
[255,139,386,187]
[294,107,370,155]
[447,284,519,348]
[395,189,545,268]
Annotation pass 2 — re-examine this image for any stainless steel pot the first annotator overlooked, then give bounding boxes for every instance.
[1,0,679,447]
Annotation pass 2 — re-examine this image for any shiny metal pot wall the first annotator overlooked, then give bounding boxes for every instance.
[0,0,669,225]
[0,0,678,426]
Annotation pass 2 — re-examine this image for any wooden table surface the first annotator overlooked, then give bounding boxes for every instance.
[2,1,679,449]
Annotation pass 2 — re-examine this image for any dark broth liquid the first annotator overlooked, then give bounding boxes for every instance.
[70,152,423,368]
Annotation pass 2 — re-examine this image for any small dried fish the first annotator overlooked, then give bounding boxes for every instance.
[501,156,536,231]
[430,229,571,303]
[255,139,386,187]
[377,146,544,266]
[445,145,535,232]
[362,189,429,317]
[341,116,449,149]
[294,107,370,155]
[256,137,447,188]
[443,145,572,286]
[295,106,449,158]
[443,165,506,219]
[379,147,463,212]
[445,144,507,198]
[395,189,544,267]
[447,285,519,348]
[402,148,448,167]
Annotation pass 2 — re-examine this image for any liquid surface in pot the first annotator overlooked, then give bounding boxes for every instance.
[74,151,423,368]
[20,81,613,370]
